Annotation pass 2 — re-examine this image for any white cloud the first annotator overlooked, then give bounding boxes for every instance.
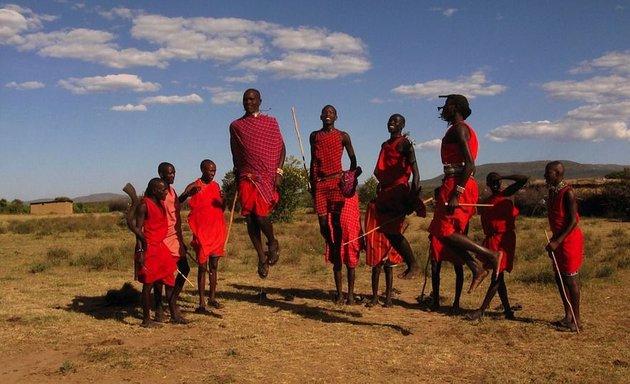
[223,73,257,83]
[2,6,370,79]
[5,80,45,90]
[203,87,242,105]
[391,70,507,99]
[414,139,442,151]
[58,74,160,94]
[490,51,630,143]
[111,104,147,112]
[141,93,203,105]
[443,8,458,17]
[570,50,630,74]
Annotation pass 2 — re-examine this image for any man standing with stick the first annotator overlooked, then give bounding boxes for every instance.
[230,89,285,279]
[544,161,583,332]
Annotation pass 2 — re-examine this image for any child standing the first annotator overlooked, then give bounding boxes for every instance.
[183,160,227,314]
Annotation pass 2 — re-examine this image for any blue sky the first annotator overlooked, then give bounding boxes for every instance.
[1,0,629,202]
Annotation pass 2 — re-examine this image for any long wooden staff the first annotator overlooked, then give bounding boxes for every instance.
[291,106,310,189]
[418,246,432,301]
[343,197,434,246]
[123,183,142,279]
[224,189,239,249]
[545,230,580,334]
[445,203,494,207]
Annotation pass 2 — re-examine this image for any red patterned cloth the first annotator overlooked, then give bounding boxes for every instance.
[230,114,284,205]
[365,201,403,267]
[188,179,227,264]
[326,194,363,268]
[477,194,519,273]
[374,136,412,188]
[239,179,278,216]
[138,198,176,286]
[162,185,185,259]
[547,185,583,274]
[312,129,344,215]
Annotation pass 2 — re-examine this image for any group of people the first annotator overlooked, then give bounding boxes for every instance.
[129,89,584,333]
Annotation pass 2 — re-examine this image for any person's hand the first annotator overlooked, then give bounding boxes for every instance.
[446,192,460,214]
[545,239,559,254]
[275,173,283,188]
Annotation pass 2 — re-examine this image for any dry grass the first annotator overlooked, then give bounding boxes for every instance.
[0,212,629,383]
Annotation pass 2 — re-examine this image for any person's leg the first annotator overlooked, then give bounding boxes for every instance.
[383,266,394,307]
[368,265,382,307]
[554,273,571,325]
[562,275,581,329]
[257,215,279,265]
[452,265,464,312]
[466,273,501,320]
[497,275,514,319]
[246,214,268,277]
[168,255,189,318]
[142,283,155,326]
[332,263,343,304]
[330,211,342,269]
[346,267,356,304]
[443,233,499,293]
[197,263,207,309]
[384,233,419,279]
[208,257,223,308]
[430,260,442,310]
[153,282,165,321]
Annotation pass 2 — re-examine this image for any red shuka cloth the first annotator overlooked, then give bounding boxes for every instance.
[547,185,583,274]
[325,194,362,268]
[440,121,478,165]
[477,194,519,273]
[311,129,343,179]
[187,179,227,264]
[365,201,403,267]
[230,114,284,205]
[373,136,413,232]
[138,198,176,286]
[162,185,185,258]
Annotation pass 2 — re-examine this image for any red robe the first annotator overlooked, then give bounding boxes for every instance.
[373,136,412,233]
[547,185,583,274]
[312,128,345,215]
[428,121,479,265]
[365,201,403,267]
[326,194,362,268]
[477,194,518,273]
[187,179,227,264]
[138,198,176,286]
[162,185,185,258]
[230,114,284,205]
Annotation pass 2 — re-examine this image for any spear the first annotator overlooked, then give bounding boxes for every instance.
[291,106,311,190]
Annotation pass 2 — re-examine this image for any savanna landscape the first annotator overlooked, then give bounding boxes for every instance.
[1,204,629,383]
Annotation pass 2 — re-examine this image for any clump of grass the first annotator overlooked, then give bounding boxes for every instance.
[72,245,129,271]
[595,264,615,279]
[30,261,50,273]
[226,348,240,357]
[515,265,555,285]
[47,247,72,265]
[8,215,121,235]
[59,360,76,375]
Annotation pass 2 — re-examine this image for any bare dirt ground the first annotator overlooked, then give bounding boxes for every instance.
[1,213,629,383]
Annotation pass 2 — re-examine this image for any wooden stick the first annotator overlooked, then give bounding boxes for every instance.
[343,198,433,246]
[444,202,494,207]
[419,246,432,301]
[177,269,195,288]
[545,230,580,334]
[224,189,239,249]
[291,106,311,189]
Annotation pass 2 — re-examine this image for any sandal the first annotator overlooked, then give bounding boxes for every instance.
[266,239,280,266]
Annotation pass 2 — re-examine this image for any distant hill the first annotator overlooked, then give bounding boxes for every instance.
[420,160,628,188]
[73,193,128,203]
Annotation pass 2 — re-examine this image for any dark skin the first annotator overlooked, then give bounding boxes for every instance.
[230,89,286,278]
[153,163,189,323]
[182,160,227,311]
[544,162,581,330]
[309,105,357,304]
[381,114,421,280]
[466,173,528,320]
[437,97,500,293]
[134,179,170,327]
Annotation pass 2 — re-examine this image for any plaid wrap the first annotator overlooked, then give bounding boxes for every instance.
[230,114,284,204]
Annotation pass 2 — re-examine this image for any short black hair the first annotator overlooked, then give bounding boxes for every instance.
[158,162,174,175]
[440,94,472,119]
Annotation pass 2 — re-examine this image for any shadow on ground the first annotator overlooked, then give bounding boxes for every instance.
[65,282,142,324]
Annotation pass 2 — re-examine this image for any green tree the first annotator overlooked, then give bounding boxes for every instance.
[221,156,309,223]
[358,176,378,206]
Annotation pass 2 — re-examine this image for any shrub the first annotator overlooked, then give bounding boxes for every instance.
[47,247,72,265]
[358,176,378,207]
[72,245,129,271]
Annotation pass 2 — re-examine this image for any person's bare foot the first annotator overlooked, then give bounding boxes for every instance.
[468,268,489,293]
[333,294,344,305]
[383,299,393,308]
[208,299,224,309]
[345,294,359,305]
[266,239,280,266]
[366,297,379,308]
[398,262,420,279]
[505,310,515,320]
